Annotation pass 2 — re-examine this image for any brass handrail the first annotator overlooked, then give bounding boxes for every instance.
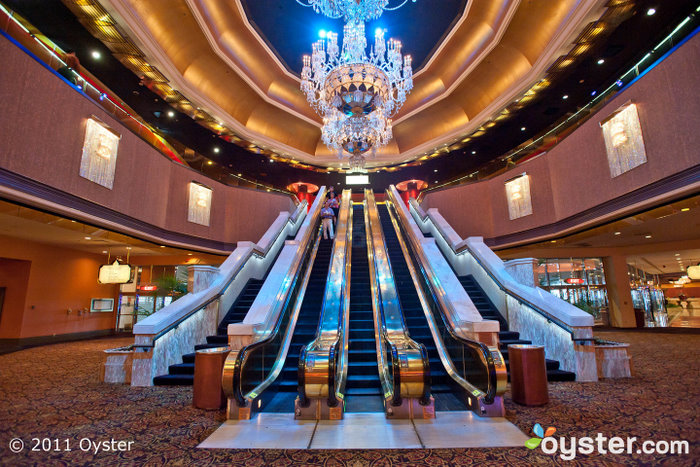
[364,190,431,409]
[297,190,353,410]
[385,188,507,407]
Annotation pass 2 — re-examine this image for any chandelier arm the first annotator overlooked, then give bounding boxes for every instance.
[383,0,410,11]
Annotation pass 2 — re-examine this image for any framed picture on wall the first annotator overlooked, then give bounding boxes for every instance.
[90,298,115,313]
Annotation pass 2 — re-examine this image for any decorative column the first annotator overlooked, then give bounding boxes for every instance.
[504,258,538,288]
[602,256,637,328]
[188,265,218,293]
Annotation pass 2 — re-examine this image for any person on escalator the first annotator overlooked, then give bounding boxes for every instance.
[321,201,335,240]
[328,194,340,226]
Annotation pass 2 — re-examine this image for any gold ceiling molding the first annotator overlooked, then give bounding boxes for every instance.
[186,0,321,127]
[99,0,323,165]
[90,0,612,169]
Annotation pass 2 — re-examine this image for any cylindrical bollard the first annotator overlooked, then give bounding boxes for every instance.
[193,347,231,410]
[508,344,549,406]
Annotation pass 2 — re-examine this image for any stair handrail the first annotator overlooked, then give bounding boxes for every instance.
[386,188,507,405]
[297,190,353,410]
[364,190,431,409]
[407,196,594,337]
[132,199,308,347]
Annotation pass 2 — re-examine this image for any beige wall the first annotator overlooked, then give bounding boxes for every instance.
[421,32,700,243]
[0,35,295,251]
[0,235,119,339]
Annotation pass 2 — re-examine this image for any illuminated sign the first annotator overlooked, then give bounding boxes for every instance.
[139,285,157,292]
[346,175,369,185]
[98,261,132,284]
[565,278,585,285]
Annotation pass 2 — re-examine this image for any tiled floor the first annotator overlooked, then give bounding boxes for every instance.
[198,411,528,450]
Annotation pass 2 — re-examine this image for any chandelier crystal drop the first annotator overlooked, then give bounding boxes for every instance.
[301,18,413,165]
[296,0,410,22]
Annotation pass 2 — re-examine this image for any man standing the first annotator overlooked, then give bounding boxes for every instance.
[321,201,335,240]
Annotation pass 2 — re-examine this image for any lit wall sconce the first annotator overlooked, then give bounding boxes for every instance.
[504,173,533,220]
[600,102,647,178]
[188,182,213,226]
[80,117,120,189]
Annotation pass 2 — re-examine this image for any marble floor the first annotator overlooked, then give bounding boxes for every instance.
[198,412,528,450]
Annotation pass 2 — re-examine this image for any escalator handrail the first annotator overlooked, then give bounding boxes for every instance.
[385,189,504,403]
[298,190,353,407]
[223,188,326,406]
[407,197,586,338]
[365,190,432,406]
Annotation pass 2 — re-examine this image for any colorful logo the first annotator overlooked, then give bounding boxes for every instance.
[525,423,557,449]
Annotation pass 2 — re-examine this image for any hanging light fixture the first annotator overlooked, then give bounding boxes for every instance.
[300,1,413,168]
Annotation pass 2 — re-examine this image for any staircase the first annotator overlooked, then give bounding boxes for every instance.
[458,275,576,382]
[152,278,265,386]
[377,204,468,411]
[345,204,383,412]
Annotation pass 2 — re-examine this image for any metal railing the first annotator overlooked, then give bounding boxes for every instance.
[297,190,353,410]
[386,189,506,408]
[364,190,431,409]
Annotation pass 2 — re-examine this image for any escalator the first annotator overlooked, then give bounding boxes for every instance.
[376,203,467,411]
[458,275,575,382]
[345,203,383,412]
[261,237,334,411]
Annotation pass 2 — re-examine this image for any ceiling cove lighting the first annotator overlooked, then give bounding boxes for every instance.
[300,0,413,170]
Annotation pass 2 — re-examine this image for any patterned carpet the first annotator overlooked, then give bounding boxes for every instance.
[0,331,697,466]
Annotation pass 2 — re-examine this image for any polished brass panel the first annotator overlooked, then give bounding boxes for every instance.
[385,187,508,407]
[364,190,430,406]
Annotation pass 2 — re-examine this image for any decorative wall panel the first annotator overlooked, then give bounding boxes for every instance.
[80,117,120,189]
[505,174,532,220]
[188,182,212,226]
[601,103,647,178]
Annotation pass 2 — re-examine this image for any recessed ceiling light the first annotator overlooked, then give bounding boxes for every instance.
[597,59,605,65]
[84,236,91,240]
[550,240,556,243]
[645,235,652,239]
[614,231,621,235]
[207,160,213,165]
[562,95,569,100]
[269,159,274,163]
[675,253,681,256]
[521,127,526,131]
[237,173,242,177]
[126,247,132,250]
[471,150,476,155]
[160,245,165,248]
[646,8,656,16]
[91,50,101,59]
[213,147,220,153]
[167,111,175,118]
[681,207,690,212]
[434,169,438,172]
[187,253,193,256]
[102,250,108,254]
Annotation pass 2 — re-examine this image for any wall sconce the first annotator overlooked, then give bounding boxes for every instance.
[80,117,120,189]
[600,102,647,177]
[188,182,213,226]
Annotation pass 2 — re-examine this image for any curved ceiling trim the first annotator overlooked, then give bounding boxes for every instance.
[394,0,608,160]
[186,0,321,127]
[101,0,322,165]
[393,0,520,125]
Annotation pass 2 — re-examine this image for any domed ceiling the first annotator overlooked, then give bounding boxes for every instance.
[95,0,610,168]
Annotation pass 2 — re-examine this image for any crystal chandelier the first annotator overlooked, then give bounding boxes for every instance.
[300,3,413,167]
[296,0,411,22]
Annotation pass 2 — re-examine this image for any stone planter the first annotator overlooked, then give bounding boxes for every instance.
[102,346,134,384]
[595,341,632,379]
